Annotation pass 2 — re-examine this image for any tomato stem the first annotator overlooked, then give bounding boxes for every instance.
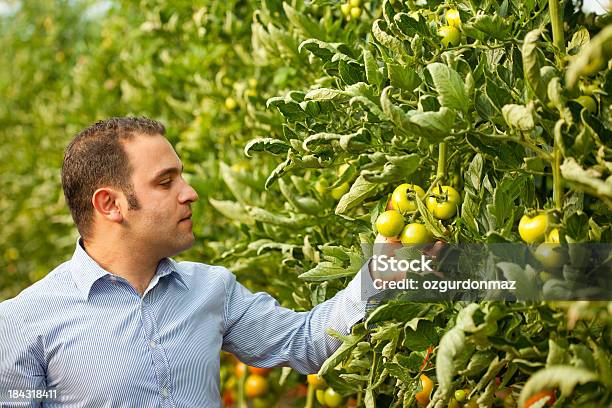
[552,120,564,210]
[548,0,565,55]
[437,142,447,184]
[305,383,315,408]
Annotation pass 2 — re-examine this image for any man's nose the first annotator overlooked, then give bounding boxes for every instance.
[180,180,199,203]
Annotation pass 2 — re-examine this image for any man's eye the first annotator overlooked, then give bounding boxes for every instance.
[160,180,172,186]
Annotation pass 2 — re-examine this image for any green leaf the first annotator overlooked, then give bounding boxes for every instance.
[387,63,421,93]
[298,39,337,62]
[471,13,511,40]
[517,366,598,407]
[366,301,428,327]
[566,25,612,91]
[434,327,466,402]
[208,199,254,225]
[502,104,534,131]
[409,107,456,137]
[426,63,468,113]
[560,158,612,204]
[335,175,378,215]
[393,13,429,37]
[372,19,404,56]
[403,320,440,351]
[282,3,325,40]
[305,87,350,102]
[244,137,290,157]
[318,330,367,376]
[339,59,365,85]
[496,262,540,301]
[363,48,383,87]
[299,261,359,281]
[522,28,547,102]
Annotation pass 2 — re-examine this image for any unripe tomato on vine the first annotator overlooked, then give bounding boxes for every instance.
[518,212,552,244]
[426,185,461,220]
[375,210,405,237]
[391,183,425,213]
[438,25,461,47]
[445,8,461,26]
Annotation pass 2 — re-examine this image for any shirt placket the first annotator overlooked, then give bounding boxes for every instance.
[140,287,175,408]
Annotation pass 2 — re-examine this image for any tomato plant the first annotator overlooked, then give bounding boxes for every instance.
[518,213,552,244]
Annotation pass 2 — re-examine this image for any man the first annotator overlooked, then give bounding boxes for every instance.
[0,117,393,407]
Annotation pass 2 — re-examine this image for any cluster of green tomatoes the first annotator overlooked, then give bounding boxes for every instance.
[438,7,461,47]
[340,0,363,20]
[375,183,461,244]
[518,212,567,272]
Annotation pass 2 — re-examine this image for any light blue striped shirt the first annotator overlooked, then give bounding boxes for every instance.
[0,239,378,407]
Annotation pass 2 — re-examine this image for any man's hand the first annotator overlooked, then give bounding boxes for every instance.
[368,233,405,282]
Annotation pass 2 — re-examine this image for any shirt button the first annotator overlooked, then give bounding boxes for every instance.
[161,387,169,397]
[149,340,157,348]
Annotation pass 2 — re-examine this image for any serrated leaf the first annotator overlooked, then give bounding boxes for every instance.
[427,63,468,113]
[305,87,350,102]
[372,19,404,55]
[299,261,358,281]
[472,13,510,40]
[244,138,290,157]
[566,25,612,91]
[497,262,540,301]
[409,107,456,137]
[387,63,421,92]
[208,198,254,225]
[335,175,378,215]
[502,104,534,131]
[363,48,383,87]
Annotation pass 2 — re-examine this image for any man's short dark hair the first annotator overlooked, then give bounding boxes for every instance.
[61,117,165,238]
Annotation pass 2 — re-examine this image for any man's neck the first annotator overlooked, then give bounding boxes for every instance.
[82,237,161,297]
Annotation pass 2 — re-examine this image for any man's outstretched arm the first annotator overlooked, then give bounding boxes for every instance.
[220,261,380,374]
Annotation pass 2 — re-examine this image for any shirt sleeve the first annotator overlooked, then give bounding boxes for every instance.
[221,261,381,374]
[0,302,46,407]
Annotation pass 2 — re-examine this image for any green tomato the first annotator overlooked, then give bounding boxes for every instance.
[400,223,433,245]
[518,213,551,244]
[376,210,405,238]
[349,0,361,6]
[341,3,351,16]
[575,95,597,113]
[448,398,460,408]
[350,6,362,18]
[426,185,461,220]
[534,243,567,269]
[546,228,560,243]
[316,389,326,405]
[391,183,425,213]
[454,389,467,402]
[331,182,349,200]
[324,388,343,408]
[438,25,460,47]
[445,8,461,26]
[225,97,238,110]
[315,178,329,195]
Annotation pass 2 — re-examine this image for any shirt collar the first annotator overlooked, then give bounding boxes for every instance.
[70,238,189,300]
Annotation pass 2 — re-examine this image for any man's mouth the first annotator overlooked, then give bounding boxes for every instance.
[180,212,192,222]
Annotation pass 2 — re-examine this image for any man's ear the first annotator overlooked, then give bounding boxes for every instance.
[92,188,124,223]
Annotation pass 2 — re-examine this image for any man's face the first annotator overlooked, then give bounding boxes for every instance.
[120,133,199,258]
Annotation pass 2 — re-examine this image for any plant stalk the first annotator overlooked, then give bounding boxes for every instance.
[552,120,564,210]
[437,142,447,184]
[549,0,565,54]
[305,383,315,408]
